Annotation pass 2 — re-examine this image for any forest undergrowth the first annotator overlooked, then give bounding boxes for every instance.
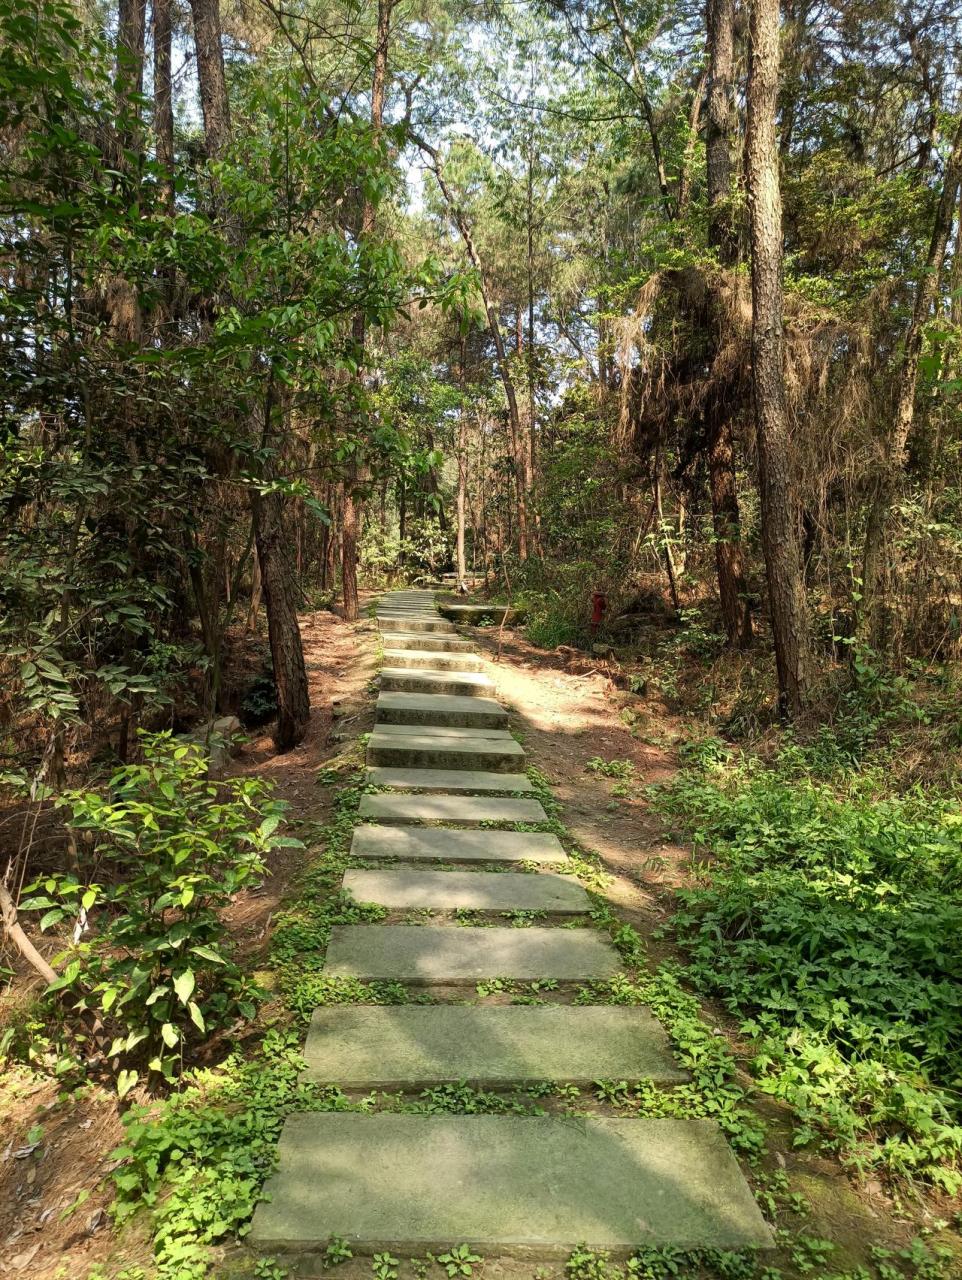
[581,602,962,1201]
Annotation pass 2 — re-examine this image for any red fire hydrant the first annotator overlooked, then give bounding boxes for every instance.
[590,590,607,634]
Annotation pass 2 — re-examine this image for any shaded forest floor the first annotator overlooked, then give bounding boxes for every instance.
[1,601,959,1279]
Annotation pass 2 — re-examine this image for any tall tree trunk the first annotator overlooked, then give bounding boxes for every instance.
[860,109,962,642]
[189,0,231,160]
[706,0,738,265]
[191,0,309,747]
[115,0,147,162]
[525,127,540,556]
[706,0,752,648]
[707,423,752,646]
[252,488,310,749]
[341,478,361,621]
[342,0,394,619]
[153,0,174,213]
[746,0,811,717]
[398,477,406,570]
[456,413,468,582]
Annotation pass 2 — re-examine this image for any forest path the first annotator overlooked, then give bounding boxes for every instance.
[250,590,773,1258]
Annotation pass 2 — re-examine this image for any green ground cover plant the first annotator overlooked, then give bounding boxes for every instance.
[651,741,962,1191]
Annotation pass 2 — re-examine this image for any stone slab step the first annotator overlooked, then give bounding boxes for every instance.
[342,868,589,913]
[323,925,620,983]
[382,649,484,673]
[379,618,456,634]
[301,1005,687,1088]
[366,767,533,793]
[358,793,546,825]
[376,610,440,618]
[367,732,524,772]
[438,603,525,624]
[250,1114,773,1252]
[372,723,512,740]
[380,633,476,653]
[380,668,495,697]
[350,826,567,864]
[376,692,508,728]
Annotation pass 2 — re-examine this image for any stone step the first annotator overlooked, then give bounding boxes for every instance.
[376,692,508,728]
[380,633,476,653]
[301,1005,686,1088]
[323,924,620,983]
[439,603,525,625]
[379,617,457,634]
[342,868,589,913]
[250,1114,774,1253]
[375,607,437,614]
[358,793,546,825]
[372,723,512,740]
[380,668,495,697]
[367,732,524,772]
[382,649,484,673]
[366,767,533,793]
[350,825,567,864]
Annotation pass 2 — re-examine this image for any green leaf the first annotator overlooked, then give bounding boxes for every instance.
[116,1069,138,1099]
[173,969,195,1005]
[160,1022,179,1048]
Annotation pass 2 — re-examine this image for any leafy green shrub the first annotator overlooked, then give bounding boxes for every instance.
[241,668,279,727]
[526,606,588,650]
[111,1028,315,1278]
[586,756,636,779]
[23,732,298,1093]
[652,751,962,1189]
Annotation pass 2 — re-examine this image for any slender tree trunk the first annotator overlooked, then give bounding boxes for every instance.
[677,66,708,215]
[609,0,675,219]
[246,548,262,631]
[398,477,406,570]
[746,0,811,716]
[860,109,962,641]
[342,0,394,619]
[654,464,680,613]
[706,0,752,648]
[525,130,540,556]
[190,0,309,746]
[415,137,529,559]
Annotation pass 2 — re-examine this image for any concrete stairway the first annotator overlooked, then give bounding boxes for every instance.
[251,589,773,1258]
